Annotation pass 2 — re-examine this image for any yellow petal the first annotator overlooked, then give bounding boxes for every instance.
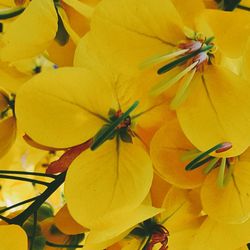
[54,204,87,235]
[177,66,250,157]
[1,0,57,61]
[171,0,205,28]
[201,161,250,223]
[0,225,27,250]
[16,67,117,148]
[85,205,162,246]
[150,173,171,207]
[74,0,184,73]
[190,217,250,250]
[0,117,16,157]
[150,119,205,188]
[161,187,202,231]
[65,139,153,228]
[201,9,250,58]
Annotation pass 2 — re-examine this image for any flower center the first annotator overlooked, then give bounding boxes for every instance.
[130,218,169,250]
[183,142,238,187]
[90,101,139,150]
[140,29,216,109]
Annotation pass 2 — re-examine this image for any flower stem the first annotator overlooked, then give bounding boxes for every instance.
[0,174,50,186]
[10,171,66,226]
[0,197,37,214]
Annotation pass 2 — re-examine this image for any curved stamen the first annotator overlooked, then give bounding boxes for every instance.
[217,158,226,187]
[185,142,232,171]
[91,101,139,150]
[157,44,213,75]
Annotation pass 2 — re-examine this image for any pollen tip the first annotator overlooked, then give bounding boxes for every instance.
[215,142,232,153]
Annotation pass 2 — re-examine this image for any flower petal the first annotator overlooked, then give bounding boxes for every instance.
[1,0,57,61]
[190,217,250,250]
[16,67,117,148]
[177,66,250,157]
[150,119,205,189]
[201,161,250,223]
[200,9,250,58]
[0,225,27,249]
[65,139,153,228]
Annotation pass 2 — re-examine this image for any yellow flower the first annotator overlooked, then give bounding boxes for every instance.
[0,0,98,62]
[151,118,250,223]
[75,0,250,157]
[190,216,250,250]
[14,66,171,228]
[112,187,204,250]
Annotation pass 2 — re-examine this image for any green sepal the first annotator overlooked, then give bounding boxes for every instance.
[36,202,54,221]
[32,235,46,250]
[55,9,69,46]
[119,128,133,143]
[130,227,147,238]
[91,101,139,150]
[108,108,117,122]
[22,219,41,237]
[0,7,24,20]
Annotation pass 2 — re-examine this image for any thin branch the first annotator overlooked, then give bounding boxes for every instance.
[0,174,50,186]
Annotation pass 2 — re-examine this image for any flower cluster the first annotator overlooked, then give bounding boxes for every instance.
[0,0,249,249]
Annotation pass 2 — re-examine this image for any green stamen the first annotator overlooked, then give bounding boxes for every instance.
[217,158,226,188]
[91,101,139,150]
[0,6,24,20]
[205,36,215,45]
[139,49,188,70]
[185,143,225,171]
[157,44,213,75]
[203,157,220,174]
[170,67,196,109]
[180,149,201,162]
[150,61,197,96]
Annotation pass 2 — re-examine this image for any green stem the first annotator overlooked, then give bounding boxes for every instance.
[0,174,50,186]
[0,197,37,214]
[29,211,37,250]
[0,170,56,178]
[10,171,66,226]
[0,214,12,224]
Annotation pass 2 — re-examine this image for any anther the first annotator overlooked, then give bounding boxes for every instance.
[215,142,232,153]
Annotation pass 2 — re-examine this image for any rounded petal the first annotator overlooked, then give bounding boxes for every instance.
[150,119,205,189]
[201,9,250,58]
[190,217,250,250]
[201,162,250,223]
[75,0,184,73]
[0,225,27,250]
[177,66,250,157]
[54,204,87,235]
[1,0,58,61]
[16,67,117,148]
[161,187,202,231]
[0,117,16,157]
[65,139,153,228]
[150,173,171,207]
[86,205,162,246]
